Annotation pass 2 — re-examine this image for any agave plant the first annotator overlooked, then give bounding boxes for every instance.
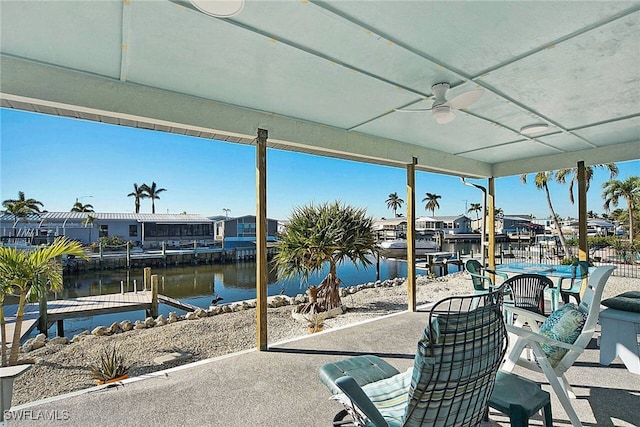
[90,345,130,383]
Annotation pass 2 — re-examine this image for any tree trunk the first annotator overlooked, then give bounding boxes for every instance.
[317,271,342,311]
[628,203,635,242]
[544,183,569,258]
[0,305,7,367]
[9,291,27,366]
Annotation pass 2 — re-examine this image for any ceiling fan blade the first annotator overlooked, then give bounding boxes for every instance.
[394,108,432,112]
[446,88,484,110]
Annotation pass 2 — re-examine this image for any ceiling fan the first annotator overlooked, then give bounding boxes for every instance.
[395,82,484,124]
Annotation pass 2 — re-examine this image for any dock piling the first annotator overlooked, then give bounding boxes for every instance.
[144,267,151,292]
[151,275,159,318]
[38,296,48,336]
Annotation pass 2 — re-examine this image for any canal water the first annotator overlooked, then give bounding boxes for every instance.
[35,241,511,337]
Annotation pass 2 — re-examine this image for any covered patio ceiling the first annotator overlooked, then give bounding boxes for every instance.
[1,1,639,178]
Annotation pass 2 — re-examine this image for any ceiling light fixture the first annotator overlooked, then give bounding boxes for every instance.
[173,0,245,18]
[520,123,549,135]
[432,105,455,124]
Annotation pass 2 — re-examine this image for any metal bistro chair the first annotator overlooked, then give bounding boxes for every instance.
[465,259,508,296]
[319,286,508,427]
[559,261,590,305]
[502,274,553,325]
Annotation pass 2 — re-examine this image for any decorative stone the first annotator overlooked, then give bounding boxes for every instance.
[222,305,232,313]
[21,338,36,352]
[70,335,83,344]
[35,333,47,342]
[120,320,134,332]
[168,312,179,323]
[195,308,207,318]
[155,315,167,326]
[144,317,155,327]
[31,340,46,350]
[134,320,146,330]
[92,326,108,336]
[48,336,69,345]
[108,322,122,334]
[185,311,198,320]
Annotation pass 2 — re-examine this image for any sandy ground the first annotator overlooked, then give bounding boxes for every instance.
[12,271,638,406]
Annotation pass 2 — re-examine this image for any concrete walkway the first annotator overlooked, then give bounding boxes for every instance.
[6,310,640,426]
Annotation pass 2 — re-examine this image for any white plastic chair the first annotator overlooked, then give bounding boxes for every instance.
[501,265,616,427]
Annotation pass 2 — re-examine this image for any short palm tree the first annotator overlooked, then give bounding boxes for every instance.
[0,237,87,366]
[385,192,404,217]
[273,202,376,313]
[467,202,482,220]
[127,183,147,214]
[422,192,441,217]
[602,176,640,241]
[71,202,94,212]
[2,191,44,228]
[141,182,167,214]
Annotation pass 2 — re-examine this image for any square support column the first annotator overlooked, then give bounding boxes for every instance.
[487,178,496,271]
[256,129,268,351]
[406,157,417,312]
[577,161,588,262]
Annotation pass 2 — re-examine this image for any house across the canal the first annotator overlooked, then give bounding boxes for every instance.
[0,212,216,248]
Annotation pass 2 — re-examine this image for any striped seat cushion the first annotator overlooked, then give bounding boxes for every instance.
[331,368,412,427]
[404,308,504,426]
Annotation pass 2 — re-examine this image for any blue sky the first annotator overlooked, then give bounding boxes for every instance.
[1,108,637,221]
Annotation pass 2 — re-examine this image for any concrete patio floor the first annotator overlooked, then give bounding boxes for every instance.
[6,308,640,427]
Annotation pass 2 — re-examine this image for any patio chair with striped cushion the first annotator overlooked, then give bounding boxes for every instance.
[320,286,508,426]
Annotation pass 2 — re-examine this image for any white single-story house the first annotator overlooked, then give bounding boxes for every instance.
[0,212,215,248]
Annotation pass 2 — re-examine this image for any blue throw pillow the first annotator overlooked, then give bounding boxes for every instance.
[538,303,587,367]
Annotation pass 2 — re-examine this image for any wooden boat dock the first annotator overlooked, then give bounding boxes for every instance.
[3,277,202,345]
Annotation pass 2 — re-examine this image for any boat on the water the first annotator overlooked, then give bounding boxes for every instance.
[378,233,440,254]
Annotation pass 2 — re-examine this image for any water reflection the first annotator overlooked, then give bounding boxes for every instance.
[58,257,430,305]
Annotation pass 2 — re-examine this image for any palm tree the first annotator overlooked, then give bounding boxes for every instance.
[521,172,569,256]
[273,202,376,313]
[602,176,640,241]
[422,192,441,217]
[0,237,87,365]
[555,163,618,204]
[71,202,94,212]
[141,182,167,214]
[127,183,147,214]
[2,191,44,228]
[385,192,404,217]
[82,214,99,243]
[467,202,482,220]
[222,208,231,218]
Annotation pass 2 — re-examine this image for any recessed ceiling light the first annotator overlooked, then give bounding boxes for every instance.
[520,124,549,135]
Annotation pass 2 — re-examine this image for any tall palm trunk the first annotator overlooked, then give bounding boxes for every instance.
[543,183,569,257]
[9,291,27,365]
[628,202,635,242]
